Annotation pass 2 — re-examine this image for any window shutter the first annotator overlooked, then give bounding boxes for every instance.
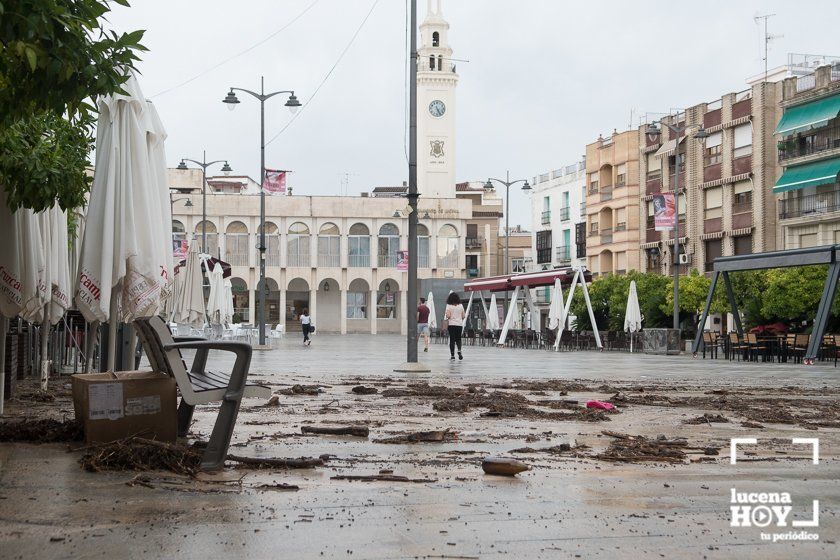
[733,181,752,194]
[647,154,662,172]
[733,124,752,148]
[705,186,723,208]
[706,131,723,148]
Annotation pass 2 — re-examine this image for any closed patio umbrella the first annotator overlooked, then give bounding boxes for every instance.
[488,293,500,331]
[624,280,643,353]
[206,262,226,325]
[223,277,235,327]
[547,278,565,330]
[75,72,169,371]
[175,239,206,329]
[426,291,437,330]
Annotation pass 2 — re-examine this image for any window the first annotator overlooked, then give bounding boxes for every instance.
[432,31,439,46]
[348,223,370,267]
[589,172,599,193]
[438,55,443,71]
[668,152,686,176]
[378,223,400,267]
[799,233,818,248]
[511,258,525,273]
[416,224,430,268]
[616,163,627,186]
[705,239,723,271]
[734,236,752,256]
[259,222,280,266]
[615,207,627,230]
[194,221,218,255]
[733,124,752,158]
[317,223,340,267]
[616,252,627,274]
[541,196,551,224]
[287,222,310,267]
[704,132,723,166]
[429,55,435,70]
[347,292,367,319]
[225,221,249,266]
[466,255,479,276]
[704,186,723,219]
[437,224,459,268]
[377,281,397,319]
[172,220,186,255]
[536,230,552,264]
[733,182,753,213]
[647,153,662,179]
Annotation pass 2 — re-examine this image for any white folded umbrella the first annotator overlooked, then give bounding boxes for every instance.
[426,291,437,329]
[624,280,643,353]
[46,205,71,325]
[206,263,226,325]
[488,293,500,330]
[175,239,206,328]
[223,277,235,326]
[547,278,565,330]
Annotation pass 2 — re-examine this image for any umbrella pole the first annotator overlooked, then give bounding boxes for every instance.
[0,316,6,414]
[40,305,50,391]
[107,293,119,372]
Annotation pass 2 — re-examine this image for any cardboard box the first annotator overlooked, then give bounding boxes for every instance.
[72,370,177,444]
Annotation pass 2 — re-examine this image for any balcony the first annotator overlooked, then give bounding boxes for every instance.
[646,228,661,242]
[615,221,627,232]
[778,126,840,162]
[556,246,571,263]
[732,98,751,120]
[467,268,480,278]
[733,155,752,175]
[559,207,570,221]
[704,217,722,234]
[580,202,586,216]
[541,210,551,225]
[600,227,613,244]
[733,211,753,230]
[588,185,599,196]
[349,254,370,268]
[418,254,430,268]
[318,254,340,267]
[287,254,310,267]
[779,189,840,220]
[703,163,722,183]
[465,237,482,249]
[646,176,662,196]
[703,108,722,129]
[378,254,398,268]
[600,185,613,202]
[536,248,552,264]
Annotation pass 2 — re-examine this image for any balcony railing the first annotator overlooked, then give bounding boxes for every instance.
[418,254,430,268]
[559,207,570,221]
[600,185,613,202]
[778,126,840,162]
[318,254,340,267]
[536,248,552,264]
[556,246,571,262]
[465,237,482,249]
[349,254,370,268]
[467,268,480,278]
[287,254,310,267]
[779,189,840,220]
[615,221,627,232]
[541,210,551,225]
[600,227,613,244]
[580,202,586,216]
[378,254,398,268]
[588,185,599,195]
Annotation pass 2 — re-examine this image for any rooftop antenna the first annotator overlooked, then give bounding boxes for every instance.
[754,13,781,83]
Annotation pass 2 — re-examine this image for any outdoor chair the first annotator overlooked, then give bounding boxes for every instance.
[701,331,724,359]
[819,334,836,363]
[790,334,810,363]
[728,332,748,361]
[134,316,271,471]
[745,333,770,362]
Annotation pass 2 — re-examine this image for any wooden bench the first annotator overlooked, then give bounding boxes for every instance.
[134,316,270,470]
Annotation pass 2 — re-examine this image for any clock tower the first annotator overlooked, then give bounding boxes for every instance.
[417,0,458,199]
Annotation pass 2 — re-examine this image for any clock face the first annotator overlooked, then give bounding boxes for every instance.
[429,100,446,118]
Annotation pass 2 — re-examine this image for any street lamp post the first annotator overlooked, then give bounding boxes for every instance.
[176,152,232,254]
[223,77,301,347]
[484,172,530,311]
[644,118,708,331]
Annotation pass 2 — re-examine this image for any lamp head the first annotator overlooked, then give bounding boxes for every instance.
[645,122,661,141]
[393,210,401,218]
[285,93,302,114]
[223,89,240,111]
[521,180,531,191]
[221,161,232,175]
[693,126,709,146]
[422,211,431,219]
[184,199,193,207]
[483,180,494,191]
[176,160,188,170]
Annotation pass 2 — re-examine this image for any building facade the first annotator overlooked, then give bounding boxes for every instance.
[585,130,640,277]
[773,63,840,249]
[638,80,783,275]
[529,160,587,271]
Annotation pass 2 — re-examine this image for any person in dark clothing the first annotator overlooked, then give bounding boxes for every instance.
[417,297,431,352]
[300,307,311,345]
[444,292,465,360]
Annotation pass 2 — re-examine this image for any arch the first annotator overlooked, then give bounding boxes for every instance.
[287,277,310,292]
[438,223,458,237]
[598,207,614,231]
[348,278,370,292]
[416,224,430,268]
[230,276,249,323]
[347,278,369,321]
[319,222,339,235]
[429,55,436,70]
[437,54,443,71]
[416,224,429,236]
[432,31,439,47]
[376,278,399,319]
[259,221,280,266]
[264,277,279,291]
[379,223,399,236]
[599,163,614,187]
[349,223,369,235]
[599,250,614,275]
[317,223,340,267]
[172,220,185,233]
[258,221,278,235]
[194,220,217,233]
[288,221,310,234]
[378,278,400,291]
[230,276,248,290]
[226,221,247,234]
[285,278,310,329]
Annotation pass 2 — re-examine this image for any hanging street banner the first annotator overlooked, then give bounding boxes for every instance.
[264,169,287,194]
[397,250,408,271]
[653,192,676,231]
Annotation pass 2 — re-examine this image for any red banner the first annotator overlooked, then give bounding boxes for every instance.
[653,193,676,231]
[397,250,408,271]
[263,169,287,194]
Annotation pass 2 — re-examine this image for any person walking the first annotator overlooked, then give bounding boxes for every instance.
[417,297,431,352]
[300,307,312,346]
[444,292,465,360]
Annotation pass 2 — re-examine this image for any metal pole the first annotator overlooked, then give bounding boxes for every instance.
[258,77,267,346]
[406,0,419,363]
[673,123,680,331]
[202,150,207,254]
[504,171,510,314]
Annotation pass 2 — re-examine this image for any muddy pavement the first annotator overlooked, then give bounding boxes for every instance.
[1,335,839,559]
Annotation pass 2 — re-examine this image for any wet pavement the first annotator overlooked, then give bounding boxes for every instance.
[1,334,839,559]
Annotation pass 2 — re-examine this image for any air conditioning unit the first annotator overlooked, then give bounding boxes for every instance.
[678,253,691,265]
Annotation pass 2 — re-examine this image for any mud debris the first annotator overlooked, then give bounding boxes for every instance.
[373,429,457,444]
[301,425,369,437]
[683,413,730,424]
[595,431,688,464]
[0,418,83,443]
[351,386,378,395]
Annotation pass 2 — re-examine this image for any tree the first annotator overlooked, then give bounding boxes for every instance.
[0,0,146,211]
[569,271,670,331]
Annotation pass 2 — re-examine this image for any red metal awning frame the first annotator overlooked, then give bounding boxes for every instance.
[464,268,591,292]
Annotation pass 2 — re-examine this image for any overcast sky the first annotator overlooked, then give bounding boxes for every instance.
[109,0,840,228]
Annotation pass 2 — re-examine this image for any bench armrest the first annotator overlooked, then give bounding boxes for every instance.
[173,336,207,343]
[164,341,252,399]
[164,341,247,352]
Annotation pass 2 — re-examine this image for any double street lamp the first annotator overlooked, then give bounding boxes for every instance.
[644,118,708,331]
[176,152,232,254]
[223,77,301,347]
[484,172,530,313]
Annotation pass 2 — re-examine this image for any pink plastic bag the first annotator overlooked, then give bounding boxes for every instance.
[586,400,615,411]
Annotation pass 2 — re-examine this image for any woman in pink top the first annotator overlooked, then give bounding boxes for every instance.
[444,292,465,360]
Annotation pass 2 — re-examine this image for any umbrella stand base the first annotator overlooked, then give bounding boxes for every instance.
[252,344,273,351]
[393,361,432,373]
